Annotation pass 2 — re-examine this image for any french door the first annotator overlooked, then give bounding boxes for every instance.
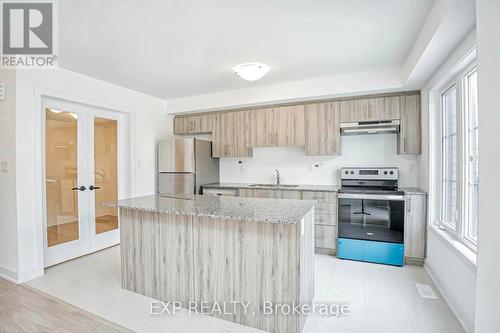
[43,97,125,267]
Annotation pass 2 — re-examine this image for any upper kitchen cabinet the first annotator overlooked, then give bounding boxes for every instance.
[340,96,400,122]
[398,94,421,154]
[248,105,305,148]
[173,113,214,135]
[172,91,421,157]
[305,102,341,155]
[212,111,252,158]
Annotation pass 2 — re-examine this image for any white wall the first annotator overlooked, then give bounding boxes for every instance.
[11,68,171,282]
[474,0,500,331]
[167,70,403,113]
[0,69,19,282]
[220,134,419,186]
[420,30,477,333]
[425,231,477,332]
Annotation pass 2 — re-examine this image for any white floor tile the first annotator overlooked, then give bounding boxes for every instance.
[319,305,365,333]
[365,308,413,333]
[302,317,320,333]
[27,246,464,333]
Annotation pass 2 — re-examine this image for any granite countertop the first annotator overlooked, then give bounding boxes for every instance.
[204,182,426,195]
[399,187,427,195]
[110,194,315,224]
[202,182,340,192]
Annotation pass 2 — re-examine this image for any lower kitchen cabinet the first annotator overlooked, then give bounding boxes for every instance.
[238,188,277,198]
[204,185,425,262]
[202,187,239,196]
[315,225,337,253]
[404,192,427,264]
[276,189,302,200]
[238,188,338,254]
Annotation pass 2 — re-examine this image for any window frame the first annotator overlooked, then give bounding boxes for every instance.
[439,82,459,231]
[437,61,478,252]
[462,64,479,247]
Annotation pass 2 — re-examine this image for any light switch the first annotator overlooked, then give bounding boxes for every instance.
[0,83,4,101]
[0,161,9,173]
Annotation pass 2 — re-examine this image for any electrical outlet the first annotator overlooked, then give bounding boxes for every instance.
[238,160,246,171]
[409,164,417,174]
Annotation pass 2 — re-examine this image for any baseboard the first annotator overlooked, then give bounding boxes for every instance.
[17,267,44,283]
[0,265,18,283]
[424,262,473,333]
[405,257,424,266]
[315,247,336,256]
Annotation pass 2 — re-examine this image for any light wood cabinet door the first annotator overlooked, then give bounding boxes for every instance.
[271,105,305,147]
[398,94,421,154]
[212,111,251,158]
[173,114,214,135]
[305,102,341,155]
[404,193,426,259]
[238,188,277,199]
[340,97,400,122]
[248,105,305,148]
[276,189,302,200]
[248,108,270,147]
[315,225,337,251]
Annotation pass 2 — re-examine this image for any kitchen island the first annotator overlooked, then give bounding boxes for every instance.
[116,194,315,333]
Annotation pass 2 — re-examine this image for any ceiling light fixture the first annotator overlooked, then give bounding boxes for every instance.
[233,62,270,81]
[49,108,63,113]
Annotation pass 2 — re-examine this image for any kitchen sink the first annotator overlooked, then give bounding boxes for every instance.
[249,184,300,188]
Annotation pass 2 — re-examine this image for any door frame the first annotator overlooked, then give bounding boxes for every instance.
[39,92,131,268]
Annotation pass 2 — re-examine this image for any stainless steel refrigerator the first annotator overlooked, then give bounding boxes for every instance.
[157,138,219,195]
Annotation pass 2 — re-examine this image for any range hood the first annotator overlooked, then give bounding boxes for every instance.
[340,120,400,136]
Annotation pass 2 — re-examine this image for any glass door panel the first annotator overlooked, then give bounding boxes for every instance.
[45,108,80,247]
[94,117,119,234]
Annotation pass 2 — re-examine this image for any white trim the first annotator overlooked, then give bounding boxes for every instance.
[31,87,133,278]
[429,50,478,255]
[428,224,477,268]
[424,262,473,333]
[17,267,44,284]
[0,265,18,283]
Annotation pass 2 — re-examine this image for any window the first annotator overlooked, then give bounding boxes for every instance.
[465,69,478,242]
[441,86,458,229]
[438,63,478,250]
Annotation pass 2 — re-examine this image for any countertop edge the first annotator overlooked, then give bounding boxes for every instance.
[106,197,316,225]
[202,183,340,192]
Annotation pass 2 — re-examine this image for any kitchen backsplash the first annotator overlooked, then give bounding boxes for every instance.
[219,134,420,187]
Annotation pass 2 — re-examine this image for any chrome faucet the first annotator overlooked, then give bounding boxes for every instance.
[275,169,281,186]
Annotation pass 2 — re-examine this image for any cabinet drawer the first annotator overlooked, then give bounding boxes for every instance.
[276,189,302,200]
[202,187,238,197]
[315,225,338,250]
[315,213,336,226]
[302,191,337,203]
[314,202,336,215]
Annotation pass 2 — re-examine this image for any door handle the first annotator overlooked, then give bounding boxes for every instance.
[72,186,86,191]
[89,185,101,191]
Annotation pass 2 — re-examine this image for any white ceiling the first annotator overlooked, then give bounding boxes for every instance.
[59,0,436,100]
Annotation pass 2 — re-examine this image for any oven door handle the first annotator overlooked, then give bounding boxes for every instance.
[337,193,405,201]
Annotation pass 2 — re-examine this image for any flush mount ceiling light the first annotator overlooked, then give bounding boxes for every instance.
[49,108,63,113]
[233,62,270,81]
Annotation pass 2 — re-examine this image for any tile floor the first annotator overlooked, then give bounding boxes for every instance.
[26,246,463,333]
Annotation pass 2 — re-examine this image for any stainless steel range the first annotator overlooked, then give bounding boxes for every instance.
[337,167,405,266]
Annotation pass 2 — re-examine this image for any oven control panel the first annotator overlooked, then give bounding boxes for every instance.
[341,167,398,180]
